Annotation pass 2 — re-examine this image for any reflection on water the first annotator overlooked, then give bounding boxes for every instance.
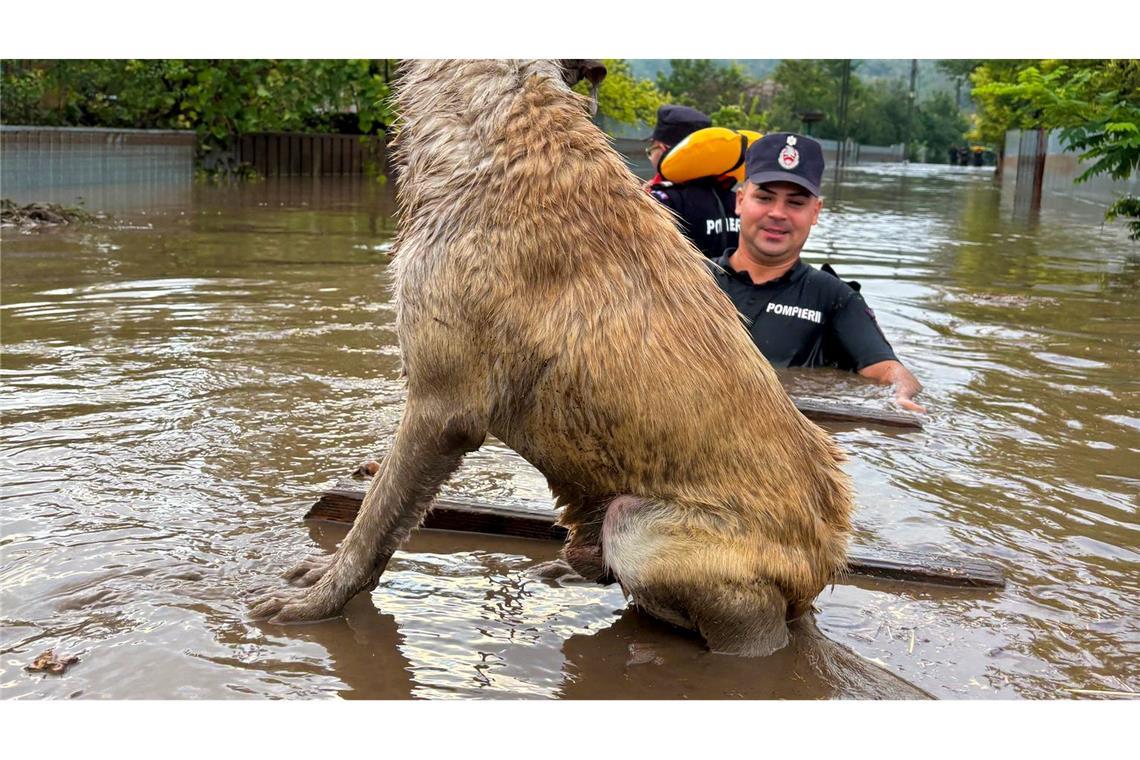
[2,168,1137,699]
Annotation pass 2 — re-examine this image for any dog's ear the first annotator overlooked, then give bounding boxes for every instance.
[560,59,607,88]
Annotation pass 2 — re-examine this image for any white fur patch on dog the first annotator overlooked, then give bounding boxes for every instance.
[601,497,668,590]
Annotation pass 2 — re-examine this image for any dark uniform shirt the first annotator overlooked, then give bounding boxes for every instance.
[709,250,898,371]
[650,178,739,259]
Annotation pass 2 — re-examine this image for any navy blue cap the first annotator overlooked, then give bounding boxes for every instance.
[745,132,825,196]
[650,104,712,146]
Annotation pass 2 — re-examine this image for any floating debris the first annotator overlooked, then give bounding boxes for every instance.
[944,292,1061,310]
[25,648,80,675]
[1,199,103,229]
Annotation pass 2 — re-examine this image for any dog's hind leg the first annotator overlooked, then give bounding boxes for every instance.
[602,496,791,657]
[686,580,790,657]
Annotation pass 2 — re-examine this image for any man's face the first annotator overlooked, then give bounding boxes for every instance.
[646,140,668,171]
[735,181,822,264]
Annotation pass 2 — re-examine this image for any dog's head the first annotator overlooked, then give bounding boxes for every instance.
[559,59,607,116]
[559,59,607,88]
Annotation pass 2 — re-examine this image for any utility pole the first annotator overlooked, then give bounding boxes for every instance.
[903,59,917,163]
[835,59,852,176]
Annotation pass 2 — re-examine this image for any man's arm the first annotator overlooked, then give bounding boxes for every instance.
[829,289,927,414]
[859,359,926,414]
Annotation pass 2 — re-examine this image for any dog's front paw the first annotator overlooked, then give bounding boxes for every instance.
[281,554,335,587]
[248,585,344,624]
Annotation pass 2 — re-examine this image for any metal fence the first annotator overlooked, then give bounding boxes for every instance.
[233,133,387,177]
[1,126,391,211]
[1003,128,1140,208]
[1,126,195,210]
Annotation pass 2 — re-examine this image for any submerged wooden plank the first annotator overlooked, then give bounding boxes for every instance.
[313,485,565,541]
[792,398,923,430]
[306,481,1004,589]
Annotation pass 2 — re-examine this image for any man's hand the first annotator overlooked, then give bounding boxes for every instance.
[894,395,927,414]
[859,359,926,414]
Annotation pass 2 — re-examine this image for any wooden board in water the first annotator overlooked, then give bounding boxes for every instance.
[308,480,1005,589]
[792,397,923,430]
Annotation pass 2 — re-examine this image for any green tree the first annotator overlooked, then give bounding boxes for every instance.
[935,59,982,108]
[916,91,970,163]
[656,59,752,116]
[709,97,770,133]
[968,60,1033,138]
[767,61,969,159]
[935,60,983,80]
[846,78,911,146]
[0,61,54,124]
[767,59,844,134]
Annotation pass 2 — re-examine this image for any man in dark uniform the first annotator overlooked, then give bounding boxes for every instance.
[645,104,740,259]
[710,132,926,412]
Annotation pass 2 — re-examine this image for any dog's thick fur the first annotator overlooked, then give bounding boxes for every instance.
[251,60,853,656]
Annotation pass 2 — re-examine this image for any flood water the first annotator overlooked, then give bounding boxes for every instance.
[2,163,1137,699]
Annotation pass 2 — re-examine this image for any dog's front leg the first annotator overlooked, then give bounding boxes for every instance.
[250,397,486,624]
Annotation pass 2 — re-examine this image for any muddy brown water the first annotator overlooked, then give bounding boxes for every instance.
[2,164,1137,699]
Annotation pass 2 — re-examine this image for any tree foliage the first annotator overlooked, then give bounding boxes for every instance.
[767,60,848,135]
[935,60,983,80]
[846,78,912,146]
[709,99,770,132]
[1,59,394,148]
[637,59,975,162]
[763,60,965,161]
[656,59,751,116]
[967,59,1038,146]
[916,91,971,165]
[1105,195,1140,241]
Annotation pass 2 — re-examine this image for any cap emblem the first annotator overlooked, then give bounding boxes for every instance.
[778,144,800,170]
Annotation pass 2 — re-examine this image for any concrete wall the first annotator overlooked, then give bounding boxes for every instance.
[814,137,906,164]
[1,126,196,211]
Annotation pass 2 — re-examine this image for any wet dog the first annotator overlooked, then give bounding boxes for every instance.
[251,59,852,656]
